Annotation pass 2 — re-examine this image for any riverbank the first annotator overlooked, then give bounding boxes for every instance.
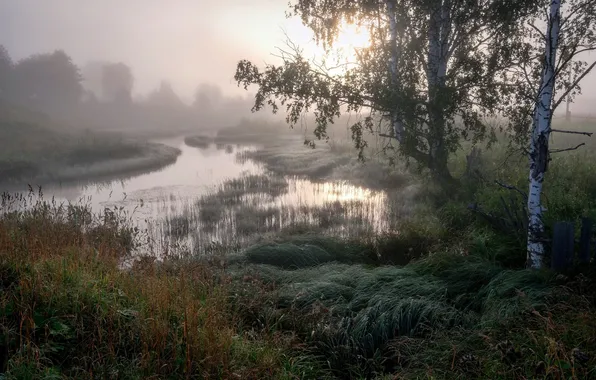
[0,119,181,187]
[211,126,411,191]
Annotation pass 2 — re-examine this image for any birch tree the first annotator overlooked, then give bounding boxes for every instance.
[235,0,539,187]
[505,0,596,268]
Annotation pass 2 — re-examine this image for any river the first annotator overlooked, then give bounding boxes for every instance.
[3,137,390,256]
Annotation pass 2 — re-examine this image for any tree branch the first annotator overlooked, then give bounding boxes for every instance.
[520,61,538,94]
[553,61,596,110]
[495,180,528,200]
[379,133,430,164]
[528,22,546,40]
[561,0,596,27]
[550,129,593,136]
[550,143,585,153]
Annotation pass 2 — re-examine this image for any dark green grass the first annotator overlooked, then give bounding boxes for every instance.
[225,121,596,377]
[229,233,596,378]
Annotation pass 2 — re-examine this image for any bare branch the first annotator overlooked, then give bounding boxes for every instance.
[553,61,596,110]
[550,143,586,153]
[561,0,596,27]
[495,180,528,200]
[550,128,593,137]
[528,22,546,40]
[520,61,538,94]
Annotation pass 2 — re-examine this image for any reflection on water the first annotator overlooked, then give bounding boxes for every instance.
[3,137,393,256]
[25,138,261,216]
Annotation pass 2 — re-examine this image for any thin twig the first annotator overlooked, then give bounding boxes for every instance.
[553,61,596,110]
[550,129,593,137]
[550,143,585,153]
[527,22,546,40]
[495,180,528,200]
[379,133,398,140]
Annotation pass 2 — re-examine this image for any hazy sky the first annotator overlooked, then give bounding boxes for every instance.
[0,0,315,100]
[1,0,594,112]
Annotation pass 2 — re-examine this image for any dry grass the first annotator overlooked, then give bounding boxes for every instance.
[0,191,320,378]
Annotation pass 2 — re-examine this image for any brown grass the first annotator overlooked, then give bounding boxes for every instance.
[0,191,317,378]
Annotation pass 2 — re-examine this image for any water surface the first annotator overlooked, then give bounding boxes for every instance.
[5,137,391,255]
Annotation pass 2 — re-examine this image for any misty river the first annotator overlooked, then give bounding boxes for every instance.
[7,137,390,255]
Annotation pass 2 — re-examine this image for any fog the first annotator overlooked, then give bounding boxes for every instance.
[0,0,313,100]
[0,0,594,122]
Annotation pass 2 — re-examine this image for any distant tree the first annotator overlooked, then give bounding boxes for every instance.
[221,94,255,121]
[145,81,185,108]
[81,88,99,104]
[101,62,134,104]
[193,83,223,111]
[0,45,13,99]
[12,50,82,112]
[235,0,541,186]
[81,61,108,99]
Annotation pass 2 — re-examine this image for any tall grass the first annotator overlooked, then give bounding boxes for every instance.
[0,191,320,378]
[227,231,596,378]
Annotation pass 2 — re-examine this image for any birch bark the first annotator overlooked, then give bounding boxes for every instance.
[527,0,561,268]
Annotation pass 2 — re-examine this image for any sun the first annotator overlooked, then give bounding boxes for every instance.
[284,19,371,73]
[334,22,371,54]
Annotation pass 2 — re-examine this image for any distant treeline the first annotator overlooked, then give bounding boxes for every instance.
[0,45,264,132]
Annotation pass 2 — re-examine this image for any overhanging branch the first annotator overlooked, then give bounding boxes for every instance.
[495,180,528,200]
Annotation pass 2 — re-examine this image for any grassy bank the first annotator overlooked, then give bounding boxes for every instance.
[0,119,181,186]
[216,122,409,190]
[0,192,318,378]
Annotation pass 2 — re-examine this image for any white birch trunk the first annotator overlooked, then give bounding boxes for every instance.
[386,0,404,142]
[527,0,561,268]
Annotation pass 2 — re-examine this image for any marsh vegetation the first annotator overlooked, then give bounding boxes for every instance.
[3,115,596,378]
[3,111,596,378]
